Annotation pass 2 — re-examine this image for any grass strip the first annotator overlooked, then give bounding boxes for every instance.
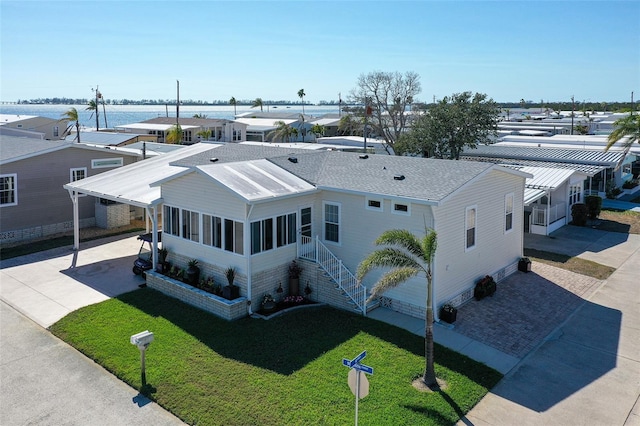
[524,248,615,280]
[50,289,502,426]
[0,228,145,260]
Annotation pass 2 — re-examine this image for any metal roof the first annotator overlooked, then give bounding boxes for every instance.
[518,166,577,190]
[463,144,625,165]
[115,123,199,131]
[64,131,139,145]
[63,144,215,207]
[196,159,316,202]
[524,188,547,205]
[460,155,606,177]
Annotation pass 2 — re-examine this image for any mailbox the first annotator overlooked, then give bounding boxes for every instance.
[130,330,154,348]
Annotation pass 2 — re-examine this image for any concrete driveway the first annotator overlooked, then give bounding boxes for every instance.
[1,234,185,425]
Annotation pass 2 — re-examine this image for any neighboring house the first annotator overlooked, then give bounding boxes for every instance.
[504,166,589,235]
[65,143,530,322]
[0,135,140,244]
[461,144,635,197]
[234,112,314,142]
[309,114,342,137]
[65,131,150,147]
[116,117,247,144]
[0,114,66,140]
[316,136,394,155]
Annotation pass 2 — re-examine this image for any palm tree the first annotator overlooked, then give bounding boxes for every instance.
[357,228,439,388]
[605,114,640,154]
[229,97,237,117]
[310,123,326,139]
[251,97,264,112]
[86,99,98,130]
[297,89,306,114]
[268,120,295,142]
[166,124,183,144]
[197,129,212,141]
[60,107,80,143]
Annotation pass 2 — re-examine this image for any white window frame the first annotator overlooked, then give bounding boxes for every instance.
[323,201,341,245]
[365,197,383,212]
[92,158,123,169]
[182,209,200,242]
[465,205,477,251]
[53,126,59,137]
[70,167,87,182]
[392,201,411,216]
[569,184,582,206]
[203,214,222,249]
[0,174,18,207]
[164,205,180,236]
[505,193,514,233]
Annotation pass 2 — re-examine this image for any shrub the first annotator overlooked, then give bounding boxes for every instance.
[571,203,588,226]
[585,195,602,219]
[622,179,638,189]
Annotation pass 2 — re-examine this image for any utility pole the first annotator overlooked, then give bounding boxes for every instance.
[571,95,575,135]
[92,85,100,131]
[176,80,180,125]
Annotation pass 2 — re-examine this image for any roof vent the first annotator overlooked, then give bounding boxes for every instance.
[209,157,219,162]
[393,174,405,181]
[288,157,298,163]
[359,154,369,159]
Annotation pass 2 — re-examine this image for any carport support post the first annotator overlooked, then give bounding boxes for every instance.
[147,206,159,272]
[67,190,80,251]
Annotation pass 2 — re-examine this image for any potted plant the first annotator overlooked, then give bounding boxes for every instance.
[156,248,169,273]
[474,275,497,300]
[288,260,303,296]
[518,257,532,272]
[261,294,276,313]
[223,266,240,300]
[186,259,200,284]
[439,303,457,324]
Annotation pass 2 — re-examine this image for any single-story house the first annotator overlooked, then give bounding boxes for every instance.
[0,114,66,140]
[234,112,314,143]
[65,143,531,322]
[0,135,141,244]
[116,117,247,144]
[461,144,635,197]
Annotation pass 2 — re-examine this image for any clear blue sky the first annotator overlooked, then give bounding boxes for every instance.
[1,1,638,103]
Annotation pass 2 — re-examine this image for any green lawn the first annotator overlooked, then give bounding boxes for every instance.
[50,289,501,425]
[524,248,615,280]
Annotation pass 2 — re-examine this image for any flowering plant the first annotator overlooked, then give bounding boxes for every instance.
[283,295,305,305]
[262,294,275,306]
[441,303,456,313]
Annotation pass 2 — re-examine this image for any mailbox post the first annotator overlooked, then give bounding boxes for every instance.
[130,330,154,386]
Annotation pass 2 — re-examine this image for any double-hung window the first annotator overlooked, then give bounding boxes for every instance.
[465,206,477,250]
[0,174,17,206]
[276,213,296,247]
[224,219,244,254]
[505,193,514,233]
[324,202,340,243]
[250,218,273,254]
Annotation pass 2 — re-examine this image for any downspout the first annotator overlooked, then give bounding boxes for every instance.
[67,190,80,251]
[245,203,255,315]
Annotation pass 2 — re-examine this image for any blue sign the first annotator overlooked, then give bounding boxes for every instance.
[342,351,374,375]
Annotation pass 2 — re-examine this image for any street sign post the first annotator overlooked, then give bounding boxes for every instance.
[342,351,374,426]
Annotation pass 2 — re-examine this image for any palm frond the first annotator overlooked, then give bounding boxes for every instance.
[367,267,420,301]
[357,247,423,280]
[375,229,423,259]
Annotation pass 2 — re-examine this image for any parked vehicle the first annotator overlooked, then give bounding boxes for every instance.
[133,231,162,276]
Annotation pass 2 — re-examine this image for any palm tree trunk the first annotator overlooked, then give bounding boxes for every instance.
[423,274,436,387]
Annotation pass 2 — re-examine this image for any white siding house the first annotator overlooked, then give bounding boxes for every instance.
[65,143,530,321]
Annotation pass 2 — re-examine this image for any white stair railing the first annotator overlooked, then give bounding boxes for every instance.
[298,235,367,315]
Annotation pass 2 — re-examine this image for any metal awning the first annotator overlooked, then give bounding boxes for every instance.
[63,144,217,207]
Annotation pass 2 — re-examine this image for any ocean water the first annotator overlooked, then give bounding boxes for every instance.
[0,104,343,129]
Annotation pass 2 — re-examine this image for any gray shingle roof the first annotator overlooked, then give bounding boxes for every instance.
[0,135,70,163]
[173,144,497,204]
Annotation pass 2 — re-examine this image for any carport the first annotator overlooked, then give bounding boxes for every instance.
[63,144,216,269]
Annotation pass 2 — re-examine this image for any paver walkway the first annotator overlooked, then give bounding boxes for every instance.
[452,262,603,357]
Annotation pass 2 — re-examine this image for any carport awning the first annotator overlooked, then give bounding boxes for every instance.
[63,143,218,208]
[524,188,547,205]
